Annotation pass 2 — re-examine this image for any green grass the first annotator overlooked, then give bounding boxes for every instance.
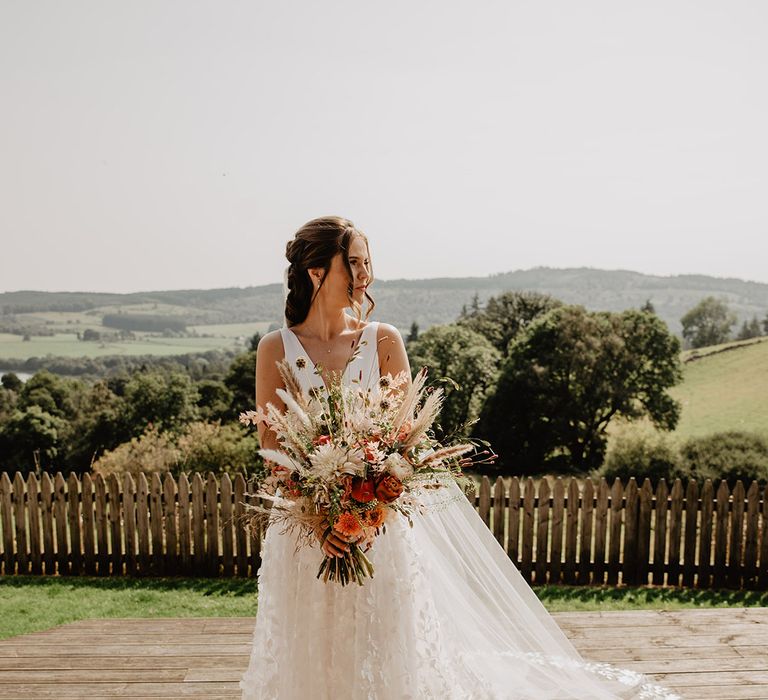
[1,575,766,641]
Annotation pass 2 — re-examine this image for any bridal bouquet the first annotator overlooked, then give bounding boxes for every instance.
[238,357,491,586]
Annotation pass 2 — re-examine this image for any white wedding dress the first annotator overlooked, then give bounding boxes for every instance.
[239,319,680,700]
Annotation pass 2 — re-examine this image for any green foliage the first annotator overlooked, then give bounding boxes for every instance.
[0,405,68,473]
[224,350,257,415]
[123,370,200,436]
[681,296,737,349]
[407,324,501,438]
[91,421,260,478]
[457,290,563,357]
[195,379,234,421]
[477,306,683,474]
[595,422,683,485]
[680,431,768,484]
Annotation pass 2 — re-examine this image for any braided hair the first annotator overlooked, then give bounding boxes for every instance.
[284,216,376,327]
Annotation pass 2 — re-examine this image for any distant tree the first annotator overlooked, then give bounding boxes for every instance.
[680,296,737,349]
[18,370,80,420]
[407,324,501,438]
[248,332,262,352]
[406,321,419,343]
[195,379,234,421]
[457,290,563,357]
[1,372,22,392]
[476,306,682,473]
[736,316,762,341]
[122,371,200,436]
[0,405,67,474]
[82,328,101,341]
[224,350,258,415]
[641,299,656,314]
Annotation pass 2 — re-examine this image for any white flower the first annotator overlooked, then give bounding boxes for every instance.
[308,443,348,480]
[384,452,414,480]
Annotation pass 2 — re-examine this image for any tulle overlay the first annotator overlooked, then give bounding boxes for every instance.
[239,320,680,699]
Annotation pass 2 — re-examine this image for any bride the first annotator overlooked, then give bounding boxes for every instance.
[239,216,680,699]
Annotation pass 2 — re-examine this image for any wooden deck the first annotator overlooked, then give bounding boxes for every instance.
[0,608,765,699]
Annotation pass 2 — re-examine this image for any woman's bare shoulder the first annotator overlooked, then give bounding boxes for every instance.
[256,329,285,359]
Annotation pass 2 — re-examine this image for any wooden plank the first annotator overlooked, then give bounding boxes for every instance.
[478,475,491,526]
[80,473,95,576]
[150,472,164,575]
[682,479,698,587]
[234,473,248,577]
[163,473,178,575]
[698,479,714,588]
[652,478,669,585]
[220,473,234,577]
[743,481,759,588]
[714,480,730,588]
[667,478,683,586]
[549,477,564,584]
[0,472,13,575]
[178,472,192,575]
[729,480,746,589]
[13,472,28,575]
[521,477,534,582]
[592,477,608,585]
[535,478,549,584]
[66,473,81,576]
[578,478,593,585]
[136,472,150,575]
[107,474,122,576]
[247,475,261,572]
[192,473,205,574]
[26,473,42,575]
[637,478,653,586]
[492,476,505,547]
[507,476,520,562]
[122,473,136,576]
[760,484,768,589]
[563,477,578,585]
[53,472,68,576]
[607,477,622,585]
[623,478,638,585]
[40,472,55,575]
[205,472,219,577]
[93,474,108,576]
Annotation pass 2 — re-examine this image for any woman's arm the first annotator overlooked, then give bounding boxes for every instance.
[376,322,412,391]
[254,331,286,451]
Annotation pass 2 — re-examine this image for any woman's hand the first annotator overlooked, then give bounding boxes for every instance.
[316,524,364,558]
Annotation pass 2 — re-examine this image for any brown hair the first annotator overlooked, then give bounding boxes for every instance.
[284,216,376,327]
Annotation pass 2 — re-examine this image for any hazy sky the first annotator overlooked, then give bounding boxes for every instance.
[1,1,766,293]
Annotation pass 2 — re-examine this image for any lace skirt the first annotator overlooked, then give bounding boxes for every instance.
[239,481,680,700]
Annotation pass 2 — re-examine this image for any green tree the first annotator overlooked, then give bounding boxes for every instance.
[225,350,258,414]
[680,296,737,348]
[1,373,22,392]
[0,405,68,474]
[195,379,235,421]
[477,305,682,473]
[406,321,419,343]
[457,290,563,357]
[123,371,200,437]
[407,324,501,438]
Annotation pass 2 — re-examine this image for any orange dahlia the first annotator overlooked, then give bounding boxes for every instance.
[334,512,363,538]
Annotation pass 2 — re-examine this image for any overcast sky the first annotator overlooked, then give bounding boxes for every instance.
[1,0,766,293]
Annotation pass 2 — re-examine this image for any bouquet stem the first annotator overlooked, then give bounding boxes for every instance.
[316,544,375,586]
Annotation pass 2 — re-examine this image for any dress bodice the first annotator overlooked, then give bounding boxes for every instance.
[279,320,380,396]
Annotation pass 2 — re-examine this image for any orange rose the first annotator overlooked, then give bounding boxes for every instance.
[351,476,376,503]
[361,506,386,529]
[313,434,332,446]
[374,474,403,503]
[394,421,412,443]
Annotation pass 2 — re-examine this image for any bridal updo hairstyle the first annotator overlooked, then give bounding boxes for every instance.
[284,216,376,327]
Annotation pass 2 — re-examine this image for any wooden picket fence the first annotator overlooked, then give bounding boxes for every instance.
[0,470,766,588]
